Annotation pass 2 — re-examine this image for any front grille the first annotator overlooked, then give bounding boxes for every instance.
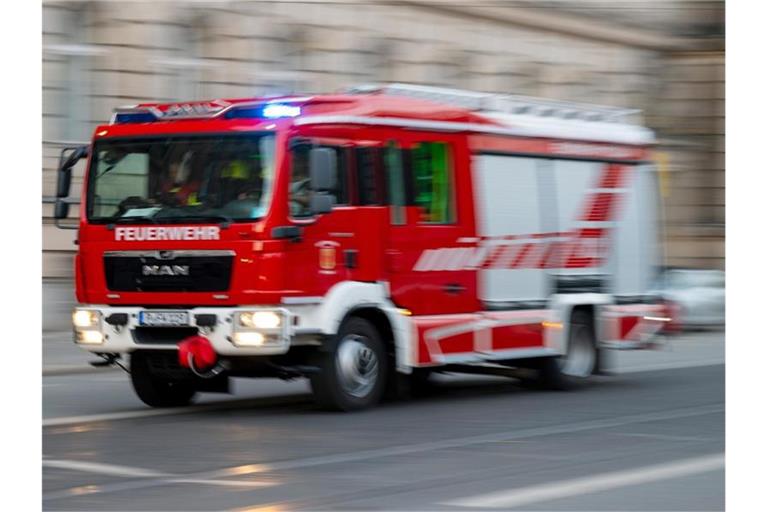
[132,327,199,345]
[104,251,234,292]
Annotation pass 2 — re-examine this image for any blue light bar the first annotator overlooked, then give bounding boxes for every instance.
[113,111,158,124]
[262,103,301,118]
[113,101,303,124]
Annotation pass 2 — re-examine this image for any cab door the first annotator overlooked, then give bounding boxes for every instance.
[282,137,359,297]
[383,133,479,315]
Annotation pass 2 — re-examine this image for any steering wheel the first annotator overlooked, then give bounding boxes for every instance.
[289,179,312,216]
[116,196,152,215]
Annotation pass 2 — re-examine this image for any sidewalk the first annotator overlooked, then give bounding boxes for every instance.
[611,329,725,373]
[43,328,725,377]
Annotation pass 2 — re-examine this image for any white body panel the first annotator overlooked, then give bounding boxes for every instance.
[472,154,661,303]
[474,155,547,302]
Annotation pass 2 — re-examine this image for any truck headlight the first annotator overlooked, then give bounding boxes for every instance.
[73,309,100,328]
[238,311,281,330]
[73,309,103,345]
[77,330,104,345]
[231,309,289,348]
[232,332,265,347]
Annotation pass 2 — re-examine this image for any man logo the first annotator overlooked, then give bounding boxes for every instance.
[142,265,190,276]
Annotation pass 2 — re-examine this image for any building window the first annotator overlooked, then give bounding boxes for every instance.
[43,3,103,141]
[155,15,207,101]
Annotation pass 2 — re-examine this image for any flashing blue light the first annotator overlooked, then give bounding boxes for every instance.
[262,103,301,118]
[113,112,157,124]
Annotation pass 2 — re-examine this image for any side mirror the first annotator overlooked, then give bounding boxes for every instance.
[309,148,336,191]
[56,167,72,198]
[310,194,334,215]
[54,199,70,220]
[56,146,89,198]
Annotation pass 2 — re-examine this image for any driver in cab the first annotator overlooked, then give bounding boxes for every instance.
[160,151,201,206]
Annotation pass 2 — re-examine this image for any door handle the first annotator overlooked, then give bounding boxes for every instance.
[444,283,465,295]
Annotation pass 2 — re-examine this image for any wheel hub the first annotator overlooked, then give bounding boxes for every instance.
[336,335,379,398]
[559,324,596,378]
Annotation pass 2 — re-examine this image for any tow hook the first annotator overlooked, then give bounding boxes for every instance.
[90,353,129,373]
[268,363,321,380]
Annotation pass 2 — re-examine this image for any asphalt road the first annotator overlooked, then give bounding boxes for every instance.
[43,334,724,511]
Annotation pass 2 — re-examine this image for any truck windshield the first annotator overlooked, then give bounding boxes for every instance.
[86,134,276,224]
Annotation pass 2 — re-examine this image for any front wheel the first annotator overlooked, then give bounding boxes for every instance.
[130,352,197,407]
[310,317,387,411]
[538,310,598,390]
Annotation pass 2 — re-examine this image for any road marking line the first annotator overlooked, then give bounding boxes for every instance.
[43,408,209,427]
[615,360,724,374]
[42,459,277,496]
[43,459,169,478]
[169,478,273,488]
[42,394,310,428]
[444,453,724,509]
[43,404,723,502]
[611,432,710,442]
[223,404,722,474]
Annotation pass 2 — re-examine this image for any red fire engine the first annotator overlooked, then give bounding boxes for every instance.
[55,84,669,410]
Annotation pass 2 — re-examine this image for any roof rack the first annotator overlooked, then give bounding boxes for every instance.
[346,83,641,124]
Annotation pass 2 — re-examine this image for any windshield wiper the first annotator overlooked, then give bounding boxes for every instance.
[107,215,159,228]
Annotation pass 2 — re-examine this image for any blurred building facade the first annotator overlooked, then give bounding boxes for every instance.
[43,0,724,280]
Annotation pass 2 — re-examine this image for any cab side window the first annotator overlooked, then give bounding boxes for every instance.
[355,147,383,205]
[289,144,312,218]
[289,142,348,218]
[322,146,349,206]
[410,141,455,224]
[384,141,407,224]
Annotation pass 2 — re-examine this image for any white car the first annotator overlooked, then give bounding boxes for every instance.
[653,269,725,330]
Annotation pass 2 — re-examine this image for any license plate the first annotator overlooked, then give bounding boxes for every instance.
[139,311,189,327]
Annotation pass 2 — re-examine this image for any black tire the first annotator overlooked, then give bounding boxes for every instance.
[310,317,387,411]
[538,310,598,390]
[130,352,197,407]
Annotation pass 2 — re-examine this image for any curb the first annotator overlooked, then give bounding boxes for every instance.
[43,393,312,427]
[43,365,121,377]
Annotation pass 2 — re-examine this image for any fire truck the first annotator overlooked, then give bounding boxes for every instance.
[54,84,669,411]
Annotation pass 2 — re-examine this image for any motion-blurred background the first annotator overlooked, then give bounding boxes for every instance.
[41,0,724,330]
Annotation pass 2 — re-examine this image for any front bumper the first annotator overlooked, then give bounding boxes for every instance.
[72,306,296,356]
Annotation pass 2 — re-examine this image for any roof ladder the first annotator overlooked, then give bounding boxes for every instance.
[347,83,642,124]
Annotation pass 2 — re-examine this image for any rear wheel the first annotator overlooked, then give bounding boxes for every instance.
[310,317,387,411]
[130,352,197,407]
[539,310,597,390]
